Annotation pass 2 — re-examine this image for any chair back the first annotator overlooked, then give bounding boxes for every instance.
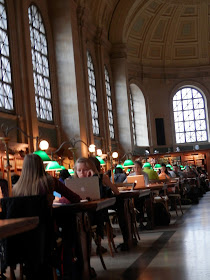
[1,195,53,267]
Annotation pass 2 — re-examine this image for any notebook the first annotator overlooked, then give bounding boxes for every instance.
[127,175,145,189]
[65,176,100,200]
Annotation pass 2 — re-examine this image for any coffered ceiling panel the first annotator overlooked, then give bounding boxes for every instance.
[88,0,210,67]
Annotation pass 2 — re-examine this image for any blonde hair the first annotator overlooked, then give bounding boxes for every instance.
[13,154,51,196]
[74,157,98,178]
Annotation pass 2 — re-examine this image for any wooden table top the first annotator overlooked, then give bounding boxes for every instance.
[53,197,116,213]
[0,216,39,239]
[119,189,151,198]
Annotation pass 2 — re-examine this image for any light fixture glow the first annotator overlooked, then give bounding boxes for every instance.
[97,149,102,156]
[39,140,49,151]
[112,152,118,159]
[88,144,96,153]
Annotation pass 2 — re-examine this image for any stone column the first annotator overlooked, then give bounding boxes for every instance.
[48,0,89,157]
[110,44,133,154]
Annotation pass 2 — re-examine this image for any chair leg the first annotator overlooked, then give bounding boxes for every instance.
[178,197,184,215]
[94,235,107,270]
[174,198,178,216]
[106,221,117,257]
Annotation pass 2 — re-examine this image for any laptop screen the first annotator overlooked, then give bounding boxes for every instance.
[65,176,100,200]
[127,175,145,189]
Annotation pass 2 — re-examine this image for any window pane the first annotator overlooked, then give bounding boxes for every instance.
[182,88,192,99]
[174,111,184,122]
[173,100,182,112]
[193,98,204,109]
[0,0,14,111]
[130,88,136,145]
[182,100,193,111]
[28,5,53,122]
[184,121,195,132]
[186,132,196,143]
[173,87,208,143]
[176,133,185,144]
[175,122,184,133]
[87,52,99,136]
[104,66,115,139]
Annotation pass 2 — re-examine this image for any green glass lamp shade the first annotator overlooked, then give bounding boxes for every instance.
[96,156,106,165]
[154,164,162,169]
[123,159,134,167]
[179,165,184,170]
[143,162,151,168]
[68,169,74,175]
[60,165,66,170]
[45,161,62,171]
[116,164,124,169]
[33,150,51,162]
[166,164,173,170]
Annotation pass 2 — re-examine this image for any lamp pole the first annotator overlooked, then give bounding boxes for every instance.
[0,137,12,196]
[0,123,39,151]
[52,138,92,163]
[0,124,41,197]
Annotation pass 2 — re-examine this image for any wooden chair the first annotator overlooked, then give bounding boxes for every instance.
[1,195,57,280]
[167,179,183,216]
[105,219,117,257]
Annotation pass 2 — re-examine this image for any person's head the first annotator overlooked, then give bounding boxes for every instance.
[13,154,49,196]
[115,167,123,174]
[88,156,101,173]
[74,157,98,178]
[184,165,190,172]
[173,164,178,173]
[11,174,20,185]
[134,160,142,175]
[161,163,167,173]
[59,169,70,181]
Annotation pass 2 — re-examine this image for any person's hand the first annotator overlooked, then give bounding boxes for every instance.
[86,169,94,177]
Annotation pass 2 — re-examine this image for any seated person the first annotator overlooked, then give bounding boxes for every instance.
[114,167,127,183]
[158,163,171,181]
[143,162,159,182]
[169,164,183,178]
[125,160,149,185]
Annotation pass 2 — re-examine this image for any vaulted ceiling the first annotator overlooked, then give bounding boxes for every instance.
[86,0,210,67]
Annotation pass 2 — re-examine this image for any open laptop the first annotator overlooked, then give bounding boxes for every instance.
[127,175,145,189]
[65,176,100,200]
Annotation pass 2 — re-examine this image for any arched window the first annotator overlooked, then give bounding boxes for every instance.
[173,87,208,143]
[87,51,99,136]
[0,0,14,111]
[129,84,149,146]
[104,66,114,139]
[129,88,136,145]
[28,5,53,122]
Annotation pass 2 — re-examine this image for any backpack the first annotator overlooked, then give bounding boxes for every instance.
[153,202,171,226]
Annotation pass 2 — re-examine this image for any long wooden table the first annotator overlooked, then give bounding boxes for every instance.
[53,198,116,280]
[117,189,151,248]
[0,217,39,239]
